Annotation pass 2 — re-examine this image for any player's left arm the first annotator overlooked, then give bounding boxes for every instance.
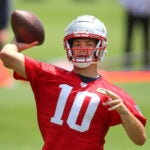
[101,89,147,145]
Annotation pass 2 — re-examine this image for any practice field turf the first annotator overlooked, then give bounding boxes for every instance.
[0,0,149,150]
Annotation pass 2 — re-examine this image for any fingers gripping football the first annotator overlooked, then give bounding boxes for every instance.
[12,38,39,51]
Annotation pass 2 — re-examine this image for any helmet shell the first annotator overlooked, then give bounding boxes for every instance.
[64,15,107,39]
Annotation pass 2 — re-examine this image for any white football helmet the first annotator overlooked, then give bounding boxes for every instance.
[63,15,108,68]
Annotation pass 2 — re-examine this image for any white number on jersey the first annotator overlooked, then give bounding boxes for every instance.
[50,84,100,132]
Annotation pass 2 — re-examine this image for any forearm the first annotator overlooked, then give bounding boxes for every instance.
[100,88,147,145]
[120,110,146,145]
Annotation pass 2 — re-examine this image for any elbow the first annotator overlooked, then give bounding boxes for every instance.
[135,140,146,146]
[134,134,147,146]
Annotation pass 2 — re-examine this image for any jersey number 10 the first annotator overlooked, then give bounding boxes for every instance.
[51,84,101,132]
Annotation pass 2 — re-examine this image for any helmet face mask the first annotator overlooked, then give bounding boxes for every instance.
[63,15,108,68]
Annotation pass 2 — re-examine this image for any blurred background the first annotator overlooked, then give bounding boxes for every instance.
[0,0,149,150]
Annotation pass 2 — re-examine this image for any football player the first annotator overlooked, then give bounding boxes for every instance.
[0,15,147,150]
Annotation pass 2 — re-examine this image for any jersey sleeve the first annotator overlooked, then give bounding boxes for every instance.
[13,56,39,81]
[13,56,63,96]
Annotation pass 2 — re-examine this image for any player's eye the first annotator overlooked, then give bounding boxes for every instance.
[72,42,80,48]
[86,42,96,47]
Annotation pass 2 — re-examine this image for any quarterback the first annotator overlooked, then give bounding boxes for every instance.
[0,15,147,150]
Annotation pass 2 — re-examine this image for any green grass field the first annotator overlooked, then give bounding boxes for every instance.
[0,0,149,150]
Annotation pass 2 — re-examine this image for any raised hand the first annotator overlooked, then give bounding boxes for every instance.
[12,37,39,52]
[97,88,128,115]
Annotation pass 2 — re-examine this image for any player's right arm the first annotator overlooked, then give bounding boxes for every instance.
[0,39,38,79]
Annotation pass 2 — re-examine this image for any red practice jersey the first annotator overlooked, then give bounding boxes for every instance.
[14,56,146,150]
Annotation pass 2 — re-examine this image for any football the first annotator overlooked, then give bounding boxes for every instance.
[11,10,45,45]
